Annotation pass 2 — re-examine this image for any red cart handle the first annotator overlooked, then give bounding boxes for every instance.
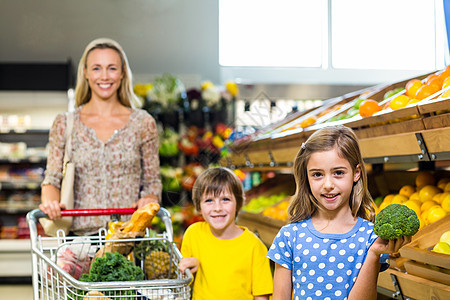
[59,208,137,217]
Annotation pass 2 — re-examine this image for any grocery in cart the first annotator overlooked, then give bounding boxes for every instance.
[26,205,193,300]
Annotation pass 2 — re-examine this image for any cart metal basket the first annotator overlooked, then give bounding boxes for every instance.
[27,207,192,300]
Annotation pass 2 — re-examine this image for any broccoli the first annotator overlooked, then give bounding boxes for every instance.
[80,251,144,282]
[373,204,420,240]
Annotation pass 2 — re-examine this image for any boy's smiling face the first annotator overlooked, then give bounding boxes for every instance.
[199,188,239,238]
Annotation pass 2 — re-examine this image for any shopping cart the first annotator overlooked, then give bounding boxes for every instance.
[27,207,193,300]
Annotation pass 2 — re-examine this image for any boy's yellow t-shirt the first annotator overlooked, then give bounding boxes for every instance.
[181,221,273,300]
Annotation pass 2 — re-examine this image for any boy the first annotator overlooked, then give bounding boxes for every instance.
[179,167,273,300]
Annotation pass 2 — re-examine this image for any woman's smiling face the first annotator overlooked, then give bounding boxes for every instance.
[307,147,360,215]
[84,48,123,101]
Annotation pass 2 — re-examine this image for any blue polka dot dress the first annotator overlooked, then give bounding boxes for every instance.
[267,217,389,300]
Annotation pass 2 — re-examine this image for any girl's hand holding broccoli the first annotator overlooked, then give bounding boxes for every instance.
[370,235,412,257]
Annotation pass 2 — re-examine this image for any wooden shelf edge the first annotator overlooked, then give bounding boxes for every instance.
[378,268,450,299]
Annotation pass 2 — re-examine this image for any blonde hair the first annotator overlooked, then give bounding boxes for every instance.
[192,167,245,217]
[74,37,139,108]
[288,125,375,223]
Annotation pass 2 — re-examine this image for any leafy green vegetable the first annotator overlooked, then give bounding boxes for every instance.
[80,252,144,282]
[373,204,420,240]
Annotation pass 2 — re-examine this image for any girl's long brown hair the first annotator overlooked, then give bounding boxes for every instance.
[288,125,376,223]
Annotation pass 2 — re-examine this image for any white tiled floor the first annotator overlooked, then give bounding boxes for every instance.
[0,284,34,299]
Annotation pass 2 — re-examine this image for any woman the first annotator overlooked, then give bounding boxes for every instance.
[39,38,162,235]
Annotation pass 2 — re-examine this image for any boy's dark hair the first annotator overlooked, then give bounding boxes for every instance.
[192,167,245,217]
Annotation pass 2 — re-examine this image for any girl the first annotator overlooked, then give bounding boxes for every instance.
[267,126,411,300]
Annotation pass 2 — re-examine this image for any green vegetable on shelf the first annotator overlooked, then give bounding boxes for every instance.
[373,204,420,240]
[383,87,405,100]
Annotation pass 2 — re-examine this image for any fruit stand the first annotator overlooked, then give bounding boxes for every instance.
[224,67,450,299]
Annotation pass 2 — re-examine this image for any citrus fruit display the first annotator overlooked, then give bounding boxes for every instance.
[375,172,449,229]
[359,99,381,117]
[262,200,289,221]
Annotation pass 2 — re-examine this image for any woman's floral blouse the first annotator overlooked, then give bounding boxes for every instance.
[42,106,162,235]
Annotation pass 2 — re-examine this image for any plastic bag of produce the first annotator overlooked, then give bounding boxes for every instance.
[54,238,92,279]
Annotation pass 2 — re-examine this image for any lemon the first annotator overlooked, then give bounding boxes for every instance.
[445,182,450,192]
[433,193,444,204]
[420,200,438,212]
[440,231,450,244]
[419,185,442,202]
[427,206,447,224]
[399,185,416,198]
[407,98,421,105]
[390,95,410,110]
[391,194,408,204]
[409,192,420,202]
[403,200,421,217]
[378,201,391,212]
[418,215,426,230]
[432,242,450,255]
[442,193,450,213]
[437,178,450,190]
[383,194,395,204]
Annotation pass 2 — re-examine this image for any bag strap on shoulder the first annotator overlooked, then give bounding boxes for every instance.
[64,112,74,164]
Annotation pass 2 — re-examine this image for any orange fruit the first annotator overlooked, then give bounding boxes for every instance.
[426,76,442,92]
[405,79,424,98]
[415,171,435,187]
[445,182,450,192]
[390,95,410,110]
[399,185,416,198]
[425,74,439,85]
[438,69,450,84]
[427,206,447,224]
[300,116,317,128]
[391,194,408,204]
[419,185,442,202]
[425,74,443,89]
[359,99,381,117]
[416,84,439,100]
[442,77,450,89]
